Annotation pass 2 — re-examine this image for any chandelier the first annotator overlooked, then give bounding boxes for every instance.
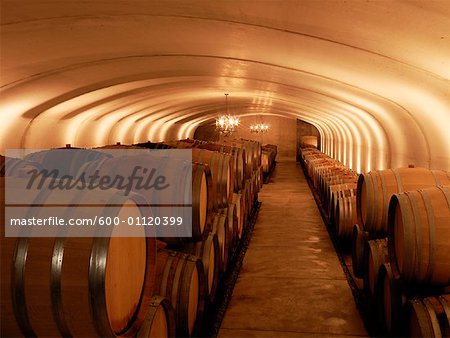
[250,123,269,133]
[215,93,239,136]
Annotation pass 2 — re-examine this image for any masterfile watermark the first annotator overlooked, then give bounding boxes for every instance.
[26,166,170,196]
[4,148,194,237]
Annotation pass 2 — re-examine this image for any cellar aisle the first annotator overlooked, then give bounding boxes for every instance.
[219,159,367,337]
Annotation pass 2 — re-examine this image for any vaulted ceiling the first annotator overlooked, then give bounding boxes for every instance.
[1,1,449,172]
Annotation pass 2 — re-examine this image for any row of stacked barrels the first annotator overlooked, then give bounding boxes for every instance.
[0,138,272,338]
[299,147,359,240]
[298,147,450,337]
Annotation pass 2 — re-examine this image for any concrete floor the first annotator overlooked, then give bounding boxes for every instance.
[219,160,367,338]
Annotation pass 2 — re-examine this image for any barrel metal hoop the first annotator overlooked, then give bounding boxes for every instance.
[372,172,381,232]
[379,171,388,233]
[412,300,434,338]
[12,238,37,337]
[419,190,436,284]
[366,173,376,230]
[430,170,442,186]
[191,164,202,236]
[160,253,173,299]
[402,193,415,281]
[89,237,115,337]
[438,295,450,322]
[392,168,404,193]
[408,192,422,281]
[50,238,72,337]
[436,185,450,210]
[168,254,180,317]
[423,298,442,336]
[174,256,189,334]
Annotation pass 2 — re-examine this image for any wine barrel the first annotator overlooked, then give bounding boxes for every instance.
[375,262,407,336]
[351,224,369,278]
[404,295,450,337]
[261,146,276,174]
[194,143,246,192]
[329,182,357,222]
[388,185,450,287]
[319,169,356,204]
[357,168,450,236]
[136,296,176,338]
[154,249,206,337]
[77,155,211,242]
[363,238,388,298]
[211,212,231,273]
[0,179,157,337]
[335,195,357,239]
[24,148,111,177]
[191,148,233,210]
[180,233,220,304]
[221,139,258,177]
[236,139,261,170]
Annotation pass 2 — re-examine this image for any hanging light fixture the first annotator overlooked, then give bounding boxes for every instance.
[250,123,269,133]
[250,115,269,133]
[215,93,239,136]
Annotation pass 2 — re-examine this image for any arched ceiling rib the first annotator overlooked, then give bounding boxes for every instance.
[1,1,449,172]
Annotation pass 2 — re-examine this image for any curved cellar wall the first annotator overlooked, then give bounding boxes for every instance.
[0,1,449,173]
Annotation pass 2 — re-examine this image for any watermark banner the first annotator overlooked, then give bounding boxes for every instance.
[4,149,193,237]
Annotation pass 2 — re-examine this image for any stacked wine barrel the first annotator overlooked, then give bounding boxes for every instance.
[1,155,159,338]
[1,141,269,338]
[299,147,359,240]
[299,147,450,337]
[355,167,450,336]
[95,138,265,336]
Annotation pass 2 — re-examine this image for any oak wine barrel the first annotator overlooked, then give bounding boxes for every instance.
[0,178,157,337]
[328,182,357,221]
[363,238,388,298]
[375,262,407,336]
[261,145,277,174]
[335,195,357,239]
[191,148,233,210]
[388,185,450,287]
[136,296,176,338]
[195,143,246,192]
[154,249,206,337]
[180,233,220,304]
[221,139,258,178]
[404,295,450,337]
[351,224,369,278]
[357,168,450,236]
